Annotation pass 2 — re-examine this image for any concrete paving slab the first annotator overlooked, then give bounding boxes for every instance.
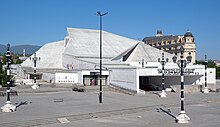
[0,86,220,127]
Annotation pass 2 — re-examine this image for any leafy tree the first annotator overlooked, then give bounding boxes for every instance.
[217,67,220,78]
[0,60,6,86]
[16,59,23,64]
[207,61,216,68]
[196,60,219,78]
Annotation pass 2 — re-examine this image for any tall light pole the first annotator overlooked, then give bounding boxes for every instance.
[1,44,16,112]
[175,46,191,123]
[30,53,40,89]
[97,11,108,103]
[203,55,209,93]
[158,52,169,98]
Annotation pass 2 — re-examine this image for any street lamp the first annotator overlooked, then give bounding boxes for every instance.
[175,46,191,123]
[30,53,40,89]
[203,55,209,93]
[1,44,16,112]
[97,11,108,103]
[158,52,169,98]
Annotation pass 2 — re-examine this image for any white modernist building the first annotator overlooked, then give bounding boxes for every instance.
[20,28,216,93]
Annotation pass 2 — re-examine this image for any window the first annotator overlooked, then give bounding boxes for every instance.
[158,42,161,46]
[163,42,166,45]
[168,41,171,45]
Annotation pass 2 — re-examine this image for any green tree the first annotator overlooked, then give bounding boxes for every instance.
[207,61,216,68]
[196,60,219,78]
[0,61,6,86]
[16,59,23,64]
[217,67,220,78]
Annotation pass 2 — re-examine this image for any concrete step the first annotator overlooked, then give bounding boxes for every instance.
[171,85,202,93]
[72,85,110,92]
[109,84,136,95]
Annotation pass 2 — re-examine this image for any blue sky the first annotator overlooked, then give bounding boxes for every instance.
[0,0,220,60]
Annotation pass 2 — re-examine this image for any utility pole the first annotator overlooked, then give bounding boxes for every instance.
[97,11,108,103]
[176,46,191,123]
[203,55,209,93]
[1,44,16,112]
[158,52,169,98]
[30,53,40,89]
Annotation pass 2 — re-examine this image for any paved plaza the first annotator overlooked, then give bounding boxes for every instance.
[0,81,220,127]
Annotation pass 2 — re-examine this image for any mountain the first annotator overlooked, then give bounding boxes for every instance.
[0,44,41,55]
[0,44,6,54]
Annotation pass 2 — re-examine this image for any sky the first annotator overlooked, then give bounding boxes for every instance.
[0,0,220,60]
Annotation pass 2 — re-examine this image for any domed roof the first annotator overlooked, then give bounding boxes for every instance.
[184,31,193,37]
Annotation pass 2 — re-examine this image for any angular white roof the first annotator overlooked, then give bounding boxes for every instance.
[22,28,177,70]
[64,28,138,58]
[22,28,139,69]
[22,40,65,69]
[112,42,174,62]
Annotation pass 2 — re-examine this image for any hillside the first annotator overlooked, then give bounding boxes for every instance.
[0,44,41,55]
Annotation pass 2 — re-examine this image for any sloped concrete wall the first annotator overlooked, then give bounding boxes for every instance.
[110,68,138,92]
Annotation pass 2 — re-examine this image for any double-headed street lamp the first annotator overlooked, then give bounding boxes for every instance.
[203,55,209,93]
[97,11,108,103]
[30,53,40,89]
[1,44,16,112]
[158,52,169,98]
[173,46,191,123]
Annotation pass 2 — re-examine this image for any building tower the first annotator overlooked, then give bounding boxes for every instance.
[23,49,26,57]
[183,30,196,63]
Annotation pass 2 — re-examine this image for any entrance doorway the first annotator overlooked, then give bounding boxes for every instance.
[139,76,161,91]
[83,75,107,86]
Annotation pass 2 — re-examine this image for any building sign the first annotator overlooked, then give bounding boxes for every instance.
[55,73,78,83]
[158,69,195,75]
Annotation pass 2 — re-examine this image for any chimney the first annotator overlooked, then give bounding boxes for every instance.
[156,30,163,37]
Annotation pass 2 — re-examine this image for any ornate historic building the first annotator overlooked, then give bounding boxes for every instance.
[143,30,196,63]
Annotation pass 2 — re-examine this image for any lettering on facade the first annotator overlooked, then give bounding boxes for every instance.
[55,73,78,83]
[158,69,195,75]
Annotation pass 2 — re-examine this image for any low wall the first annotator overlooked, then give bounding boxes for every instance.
[171,83,216,93]
[42,73,55,83]
[109,68,138,92]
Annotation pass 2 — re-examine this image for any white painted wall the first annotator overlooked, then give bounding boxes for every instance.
[139,64,216,87]
[109,62,217,93]
[62,54,96,70]
[139,68,159,76]
[42,73,55,83]
[110,68,138,92]
[207,68,216,84]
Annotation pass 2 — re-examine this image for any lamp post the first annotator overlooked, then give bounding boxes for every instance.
[97,11,108,103]
[203,55,209,93]
[175,46,191,123]
[158,52,169,98]
[1,44,16,112]
[30,53,40,89]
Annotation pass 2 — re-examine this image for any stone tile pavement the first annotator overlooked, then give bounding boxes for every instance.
[0,84,220,127]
